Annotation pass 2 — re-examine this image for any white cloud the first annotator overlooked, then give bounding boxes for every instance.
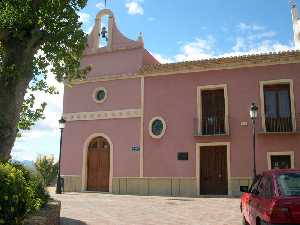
[152,53,173,64]
[174,36,216,62]
[232,37,246,52]
[248,31,277,41]
[125,0,144,15]
[11,145,36,161]
[78,12,90,23]
[153,22,292,64]
[96,2,105,9]
[238,22,265,31]
[85,26,93,34]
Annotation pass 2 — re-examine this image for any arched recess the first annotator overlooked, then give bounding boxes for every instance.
[82,133,113,192]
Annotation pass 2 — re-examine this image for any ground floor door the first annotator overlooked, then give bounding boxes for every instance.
[87,137,110,192]
[200,145,228,195]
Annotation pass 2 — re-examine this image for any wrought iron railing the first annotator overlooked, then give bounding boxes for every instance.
[194,116,226,136]
[265,116,293,133]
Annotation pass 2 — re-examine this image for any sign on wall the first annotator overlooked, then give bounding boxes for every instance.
[131,145,140,152]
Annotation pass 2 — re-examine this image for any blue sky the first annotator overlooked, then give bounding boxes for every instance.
[12,0,298,161]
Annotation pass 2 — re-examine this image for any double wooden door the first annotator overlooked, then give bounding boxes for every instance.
[200,146,228,195]
[87,137,110,192]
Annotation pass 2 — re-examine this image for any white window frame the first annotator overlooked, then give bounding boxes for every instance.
[149,116,167,139]
[267,151,295,170]
[259,79,296,132]
[93,87,108,103]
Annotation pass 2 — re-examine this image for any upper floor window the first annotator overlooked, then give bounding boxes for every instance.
[263,83,293,132]
[202,89,225,135]
[149,117,166,139]
[93,87,107,103]
[197,85,228,136]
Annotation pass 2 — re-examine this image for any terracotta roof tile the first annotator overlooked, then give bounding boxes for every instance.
[138,50,300,75]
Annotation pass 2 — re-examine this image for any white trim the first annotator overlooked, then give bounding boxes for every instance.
[70,52,300,85]
[196,84,229,135]
[267,151,295,170]
[195,142,231,196]
[259,79,296,132]
[92,87,108,103]
[63,109,141,121]
[139,77,144,177]
[148,116,167,139]
[81,133,113,193]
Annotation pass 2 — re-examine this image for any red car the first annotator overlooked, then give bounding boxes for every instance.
[240,169,300,225]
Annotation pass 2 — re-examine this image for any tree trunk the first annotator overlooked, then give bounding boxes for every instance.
[0,46,34,159]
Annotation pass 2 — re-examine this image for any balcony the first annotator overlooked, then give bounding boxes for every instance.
[194,116,227,136]
[265,117,293,133]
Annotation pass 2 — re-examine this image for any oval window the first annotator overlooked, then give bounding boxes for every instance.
[149,117,166,138]
[93,87,107,103]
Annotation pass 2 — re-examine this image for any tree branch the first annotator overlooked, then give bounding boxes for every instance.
[32,0,42,11]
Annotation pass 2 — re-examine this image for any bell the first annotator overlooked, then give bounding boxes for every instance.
[101,26,107,38]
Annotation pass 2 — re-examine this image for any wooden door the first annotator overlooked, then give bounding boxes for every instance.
[87,137,110,192]
[200,146,228,195]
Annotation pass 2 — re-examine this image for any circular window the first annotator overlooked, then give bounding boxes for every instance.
[149,117,166,138]
[93,87,107,103]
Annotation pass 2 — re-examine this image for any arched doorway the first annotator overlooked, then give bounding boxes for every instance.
[87,136,110,191]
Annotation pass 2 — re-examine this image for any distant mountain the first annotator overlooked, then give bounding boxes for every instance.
[12,160,35,169]
[21,160,35,168]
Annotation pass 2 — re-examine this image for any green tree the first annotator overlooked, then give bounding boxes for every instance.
[0,0,90,159]
[34,155,58,186]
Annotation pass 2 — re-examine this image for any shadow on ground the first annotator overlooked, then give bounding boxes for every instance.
[61,217,88,225]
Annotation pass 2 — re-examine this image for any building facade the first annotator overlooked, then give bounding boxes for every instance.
[61,7,300,197]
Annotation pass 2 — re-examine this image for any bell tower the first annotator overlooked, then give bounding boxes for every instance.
[80,8,158,78]
[291,0,300,49]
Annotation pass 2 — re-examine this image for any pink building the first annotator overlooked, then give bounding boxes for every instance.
[61,7,300,196]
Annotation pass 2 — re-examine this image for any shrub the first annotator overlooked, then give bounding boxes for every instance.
[35,155,58,186]
[0,161,49,225]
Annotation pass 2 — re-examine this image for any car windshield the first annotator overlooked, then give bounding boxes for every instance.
[277,173,300,196]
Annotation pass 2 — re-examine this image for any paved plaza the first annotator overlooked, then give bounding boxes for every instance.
[54,192,242,225]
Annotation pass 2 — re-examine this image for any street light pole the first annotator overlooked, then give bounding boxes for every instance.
[249,103,258,181]
[56,116,66,194]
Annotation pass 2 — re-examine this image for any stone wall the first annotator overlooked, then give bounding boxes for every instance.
[112,177,198,197]
[23,199,61,225]
[62,175,82,192]
[230,177,252,197]
[61,175,252,197]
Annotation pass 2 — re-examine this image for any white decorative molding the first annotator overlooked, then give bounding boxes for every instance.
[64,109,141,121]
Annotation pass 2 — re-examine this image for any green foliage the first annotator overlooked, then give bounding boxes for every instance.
[34,155,58,186]
[0,0,89,135]
[0,161,49,225]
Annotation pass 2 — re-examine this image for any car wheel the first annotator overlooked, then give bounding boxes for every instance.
[242,216,249,225]
[256,218,261,225]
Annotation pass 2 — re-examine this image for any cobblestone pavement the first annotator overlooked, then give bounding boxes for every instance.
[53,192,242,225]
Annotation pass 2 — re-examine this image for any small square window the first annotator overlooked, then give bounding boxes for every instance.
[271,155,291,169]
[177,152,188,160]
